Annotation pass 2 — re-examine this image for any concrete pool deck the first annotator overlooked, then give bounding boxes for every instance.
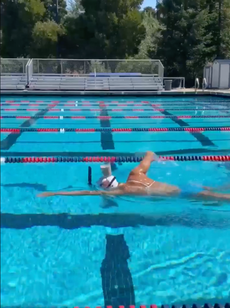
[1,88,230,96]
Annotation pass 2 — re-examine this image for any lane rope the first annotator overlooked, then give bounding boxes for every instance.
[1,155,230,164]
[70,305,228,308]
[72,304,227,308]
[2,99,230,103]
[1,127,230,133]
[1,108,229,112]
[2,102,230,106]
[1,115,230,120]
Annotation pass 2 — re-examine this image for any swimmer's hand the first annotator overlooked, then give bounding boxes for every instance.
[135,151,157,162]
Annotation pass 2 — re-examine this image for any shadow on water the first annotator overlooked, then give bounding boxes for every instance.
[101,234,135,308]
[1,210,230,230]
[1,183,47,191]
[1,184,83,192]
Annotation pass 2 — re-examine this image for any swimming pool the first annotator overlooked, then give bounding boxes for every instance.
[1,95,230,307]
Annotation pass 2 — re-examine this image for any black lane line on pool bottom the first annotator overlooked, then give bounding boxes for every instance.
[99,102,115,150]
[1,147,230,158]
[155,108,216,147]
[2,212,230,229]
[0,103,59,150]
[101,234,135,308]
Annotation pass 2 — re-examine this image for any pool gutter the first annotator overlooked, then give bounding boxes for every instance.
[1,89,230,97]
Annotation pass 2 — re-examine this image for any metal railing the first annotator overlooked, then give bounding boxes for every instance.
[0,58,29,75]
[26,59,33,85]
[202,77,207,90]
[195,78,200,92]
[32,59,164,77]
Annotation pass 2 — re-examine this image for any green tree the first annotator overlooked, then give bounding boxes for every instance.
[62,0,146,59]
[1,0,46,57]
[157,0,214,84]
[137,11,162,58]
[31,20,65,57]
[217,0,230,58]
[68,0,84,16]
[142,6,156,17]
[41,0,67,22]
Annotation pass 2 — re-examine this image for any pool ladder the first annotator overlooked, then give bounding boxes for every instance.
[195,78,207,92]
[202,77,207,90]
[195,78,199,93]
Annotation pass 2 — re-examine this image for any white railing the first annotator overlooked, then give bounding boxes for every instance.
[32,58,164,77]
[202,78,207,90]
[26,59,33,85]
[195,78,200,91]
[0,58,29,75]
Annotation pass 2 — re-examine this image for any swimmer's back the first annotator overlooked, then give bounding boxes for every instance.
[124,178,180,197]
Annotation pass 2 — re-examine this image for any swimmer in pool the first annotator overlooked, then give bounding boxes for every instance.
[38,151,230,202]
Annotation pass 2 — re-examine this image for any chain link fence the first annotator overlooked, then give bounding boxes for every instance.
[32,59,164,77]
[0,58,29,74]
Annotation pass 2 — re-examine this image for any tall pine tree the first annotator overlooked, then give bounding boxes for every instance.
[157,0,215,84]
[63,0,145,59]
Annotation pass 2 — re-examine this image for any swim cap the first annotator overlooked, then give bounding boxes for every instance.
[97,175,119,190]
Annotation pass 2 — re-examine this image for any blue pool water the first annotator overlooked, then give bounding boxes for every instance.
[1,95,230,307]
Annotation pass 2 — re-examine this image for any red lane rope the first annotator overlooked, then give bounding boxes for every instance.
[7,102,224,107]
[70,305,228,308]
[2,101,230,107]
[2,99,230,103]
[1,155,230,164]
[1,103,163,107]
[1,108,229,112]
[1,115,230,119]
[1,127,230,133]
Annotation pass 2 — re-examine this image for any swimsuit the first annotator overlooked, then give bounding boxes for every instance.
[179,185,203,197]
[127,180,156,194]
[128,180,204,197]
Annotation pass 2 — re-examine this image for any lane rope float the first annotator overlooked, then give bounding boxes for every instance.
[1,115,230,120]
[2,99,230,103]
[1,127,230,133]
[1,155,230,164]
[1,108,229,112]
[69,304,229,308]
[2,102,230,107]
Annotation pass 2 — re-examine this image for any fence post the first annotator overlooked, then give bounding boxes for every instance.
[26,59,30,86]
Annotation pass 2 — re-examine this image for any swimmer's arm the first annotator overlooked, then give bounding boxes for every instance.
[37,189,124,198]
[202,184,230,192]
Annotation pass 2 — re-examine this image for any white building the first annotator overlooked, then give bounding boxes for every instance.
[203,59,230,89]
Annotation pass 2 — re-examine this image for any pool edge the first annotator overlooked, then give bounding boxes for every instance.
[1,89,230,97]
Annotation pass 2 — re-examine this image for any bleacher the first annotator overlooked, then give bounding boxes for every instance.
[0,75,27,90]
[28,75,164,91]
[0,58,168,92]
